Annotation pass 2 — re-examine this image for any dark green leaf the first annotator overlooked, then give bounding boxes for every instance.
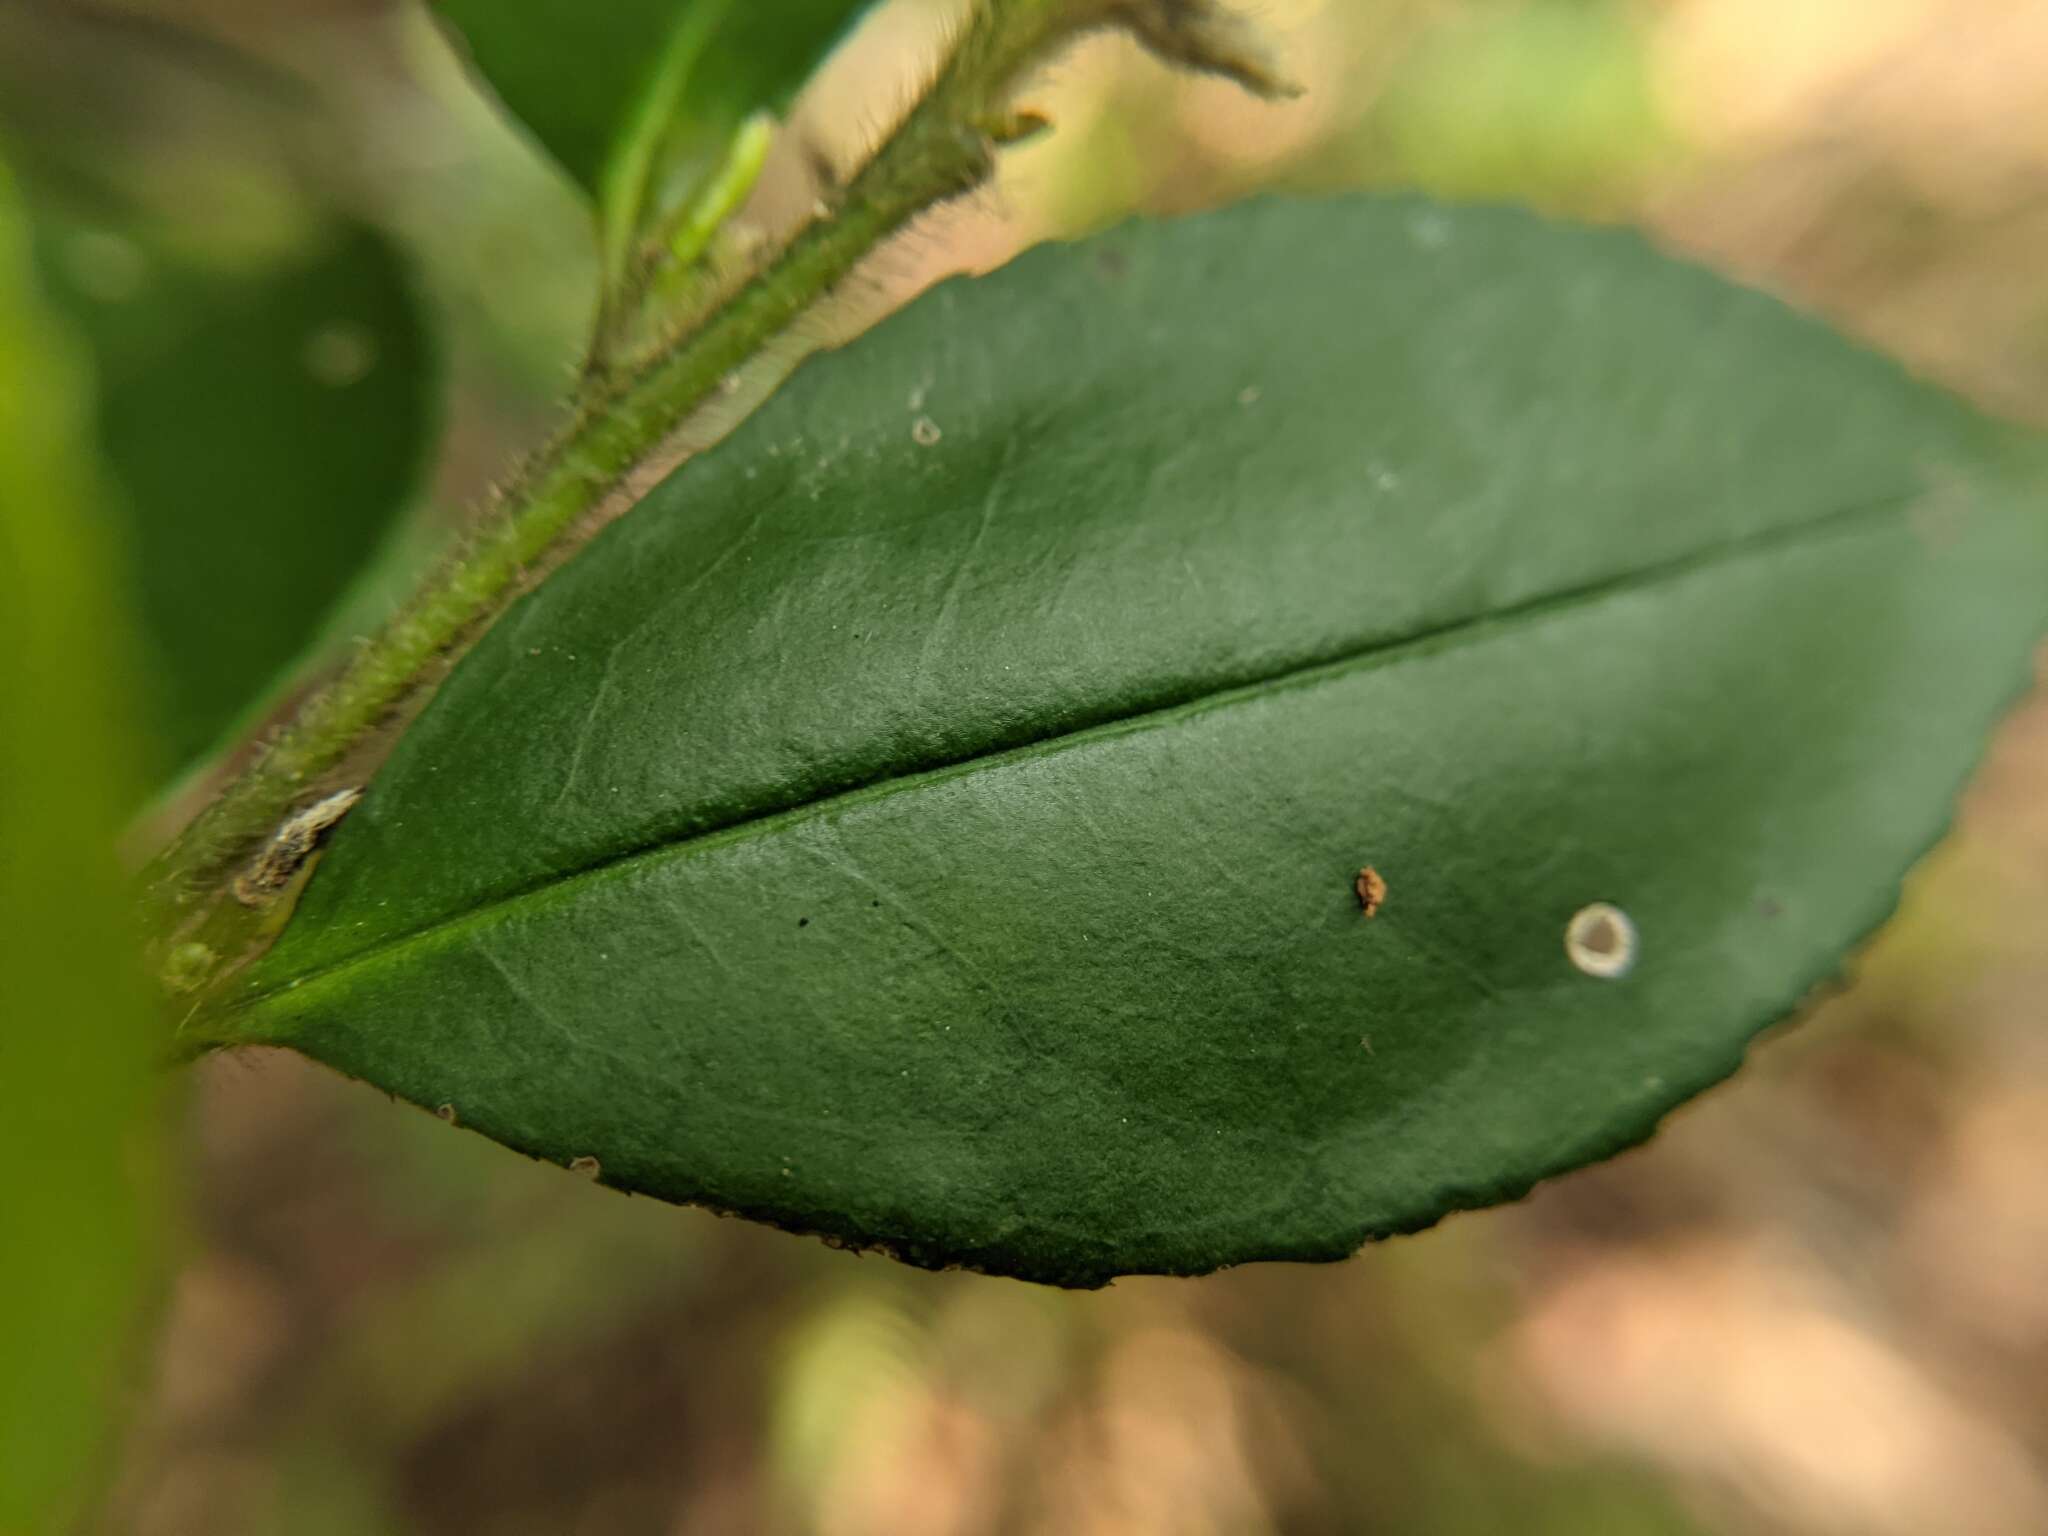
[0,175,168,1531]
[431,0,872,251]
[35,215,437,771]
[221,197,2048,1286]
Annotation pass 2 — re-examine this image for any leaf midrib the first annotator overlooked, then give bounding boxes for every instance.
[228,490,1914,1025]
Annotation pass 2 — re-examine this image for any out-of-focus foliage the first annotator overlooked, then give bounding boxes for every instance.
[36,216,435,772]
[0,5,438,775]
[1371,0,1668,205]
[0,170,168,1536]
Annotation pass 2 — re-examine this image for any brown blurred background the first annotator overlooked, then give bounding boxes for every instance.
[73,1,2048,1531]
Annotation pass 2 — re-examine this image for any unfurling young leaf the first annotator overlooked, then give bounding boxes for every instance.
[200,196,2048,1286]
[431,0,876,281]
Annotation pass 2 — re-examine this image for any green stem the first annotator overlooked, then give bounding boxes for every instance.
[595,110,778,367]
[146,0,1291,1024]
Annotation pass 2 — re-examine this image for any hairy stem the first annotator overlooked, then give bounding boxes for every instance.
[147,0,1291,1028]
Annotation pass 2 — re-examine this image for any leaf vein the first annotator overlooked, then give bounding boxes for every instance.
[231,488,1917,1019]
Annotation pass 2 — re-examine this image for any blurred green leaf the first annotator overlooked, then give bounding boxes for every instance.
[220,196,2045,1285]
[430,0,875,264]
[34,216,437,774]
[0,4,441,776]
[1377,0,1671,206]
[0,173,168,1536]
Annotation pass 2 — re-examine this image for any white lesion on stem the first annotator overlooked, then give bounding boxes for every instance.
[231,787,363,908]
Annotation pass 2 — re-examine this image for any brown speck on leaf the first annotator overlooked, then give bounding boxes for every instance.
[435,1104,458,1124]
[568,1156,601,1180]
[1355,866,1387,917]
[232,788,363,908]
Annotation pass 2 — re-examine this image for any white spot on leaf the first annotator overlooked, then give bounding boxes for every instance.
[1566,902,1637,979]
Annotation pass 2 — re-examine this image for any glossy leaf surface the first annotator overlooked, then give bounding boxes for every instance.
[0,179,166,1531]
[226,197,2047,1285]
